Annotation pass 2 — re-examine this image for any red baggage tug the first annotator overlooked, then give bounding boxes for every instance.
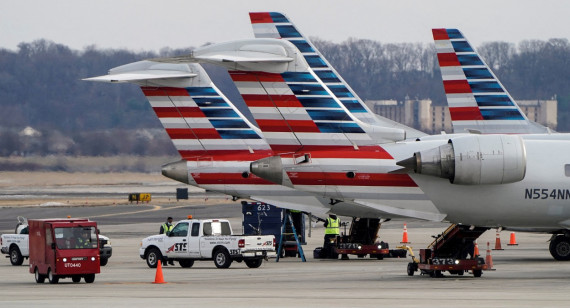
[29,219,101,284]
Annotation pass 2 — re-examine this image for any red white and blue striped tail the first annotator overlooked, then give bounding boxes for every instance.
[433,28,549,134]
[229,67,405,154]
[85,61,272,161]
[250,12,425,139]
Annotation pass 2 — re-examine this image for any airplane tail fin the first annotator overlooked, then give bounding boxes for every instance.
[250,12,426,139]
[432,28,550,134]
[84,61,271,160]
[221,40,405,154]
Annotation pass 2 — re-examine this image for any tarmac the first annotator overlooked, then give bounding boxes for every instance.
[1,202,570,308]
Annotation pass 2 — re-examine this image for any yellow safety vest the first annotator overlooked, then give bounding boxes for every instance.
[162,223,173,234]
[325,217,340,235]
[75,237,91,248]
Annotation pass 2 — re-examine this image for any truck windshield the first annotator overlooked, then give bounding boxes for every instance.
[54,227,97,249]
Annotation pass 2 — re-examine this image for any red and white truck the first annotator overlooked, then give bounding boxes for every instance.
[140,218,276,269]
[29,218,101,284]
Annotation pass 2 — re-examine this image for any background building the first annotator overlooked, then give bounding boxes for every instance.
[366,99,557,134]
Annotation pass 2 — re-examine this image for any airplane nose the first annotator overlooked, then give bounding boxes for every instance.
[161,160,190,184]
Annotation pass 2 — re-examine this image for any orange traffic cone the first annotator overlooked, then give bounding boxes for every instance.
[400,223,410,244]
[485,242,493,269]
[153,260,166,284]
[473,241,480,257]
[507,232,518,246]
[493,231,504,250]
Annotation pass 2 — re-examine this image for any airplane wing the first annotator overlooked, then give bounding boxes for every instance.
[351,199,447,222]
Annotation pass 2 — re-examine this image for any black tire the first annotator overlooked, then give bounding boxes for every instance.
[34,267,45,283]
[100,257,109,266]
[549,235,570,261]
[84,274,95,283]
[179,259,194,268]
[9,246,24,266]
[146,247,162,268]
[47,268,59,284]
[72,275,81,283]
[244,259,263,268]
[407,263,415,276]
[473,269,482,278]
[213,249,232,268]
[376,254,384,260]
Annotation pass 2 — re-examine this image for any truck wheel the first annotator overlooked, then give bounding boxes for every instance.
[179,259,194,268]
[245,259,263,268]
[213,249,232,268]
[100,257,109,266]
[84,274,95,283]
[549,235,570,261]
[9,246,24,266]
[473,269,482,278]
[146,248,162,268]
[35,267,45,283]
[72,275,81,283]
[47,268,59,284]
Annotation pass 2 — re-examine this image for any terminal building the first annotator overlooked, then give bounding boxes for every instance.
[366,98,558,134]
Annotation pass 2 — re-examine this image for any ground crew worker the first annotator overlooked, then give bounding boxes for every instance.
[159,217,174,265]
[160,217,174,235]
[323,214,340,258]
[75,230,92,248]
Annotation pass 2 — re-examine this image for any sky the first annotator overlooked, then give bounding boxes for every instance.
[1,0,569,52]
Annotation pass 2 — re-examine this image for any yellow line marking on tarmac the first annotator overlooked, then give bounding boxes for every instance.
[87,203,205,218]
[88,205,162,218]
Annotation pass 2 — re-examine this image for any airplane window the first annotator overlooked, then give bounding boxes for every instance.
[566,164,570,177]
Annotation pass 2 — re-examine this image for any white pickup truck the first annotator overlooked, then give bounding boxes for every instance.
[140,218,276,269]
[1,217,113,266]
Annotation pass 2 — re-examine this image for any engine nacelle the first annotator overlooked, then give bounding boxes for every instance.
[398,135,526,185]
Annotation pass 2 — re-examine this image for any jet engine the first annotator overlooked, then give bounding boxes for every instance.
[397,135,526,185]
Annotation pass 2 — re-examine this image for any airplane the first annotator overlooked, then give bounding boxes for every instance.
[87,14,570,262]
[85,12,453,221]
[84,46,439,220]
[226,27,569,261]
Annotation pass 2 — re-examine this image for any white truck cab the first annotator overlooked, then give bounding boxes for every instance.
[140,218,276,269]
